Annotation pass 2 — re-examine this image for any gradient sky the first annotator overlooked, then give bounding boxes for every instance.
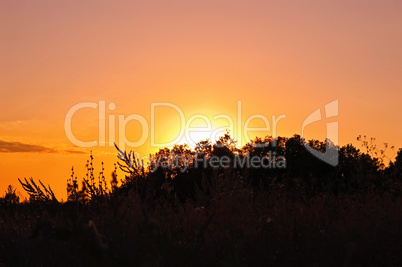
[1,0,401,200]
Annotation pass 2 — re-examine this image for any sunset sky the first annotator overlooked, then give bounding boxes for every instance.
[1,0,401,199]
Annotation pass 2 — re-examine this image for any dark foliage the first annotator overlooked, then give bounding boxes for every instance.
[1,134,402,266]
[18,178,58,203]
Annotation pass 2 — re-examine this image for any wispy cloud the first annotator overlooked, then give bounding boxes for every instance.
[0,140,86,154]
[0,140,56,153]
[0,120,30,130]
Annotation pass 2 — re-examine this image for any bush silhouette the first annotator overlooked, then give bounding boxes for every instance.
[3,133,402,266]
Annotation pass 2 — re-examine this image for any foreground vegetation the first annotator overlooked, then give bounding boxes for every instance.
[1,134,402,266]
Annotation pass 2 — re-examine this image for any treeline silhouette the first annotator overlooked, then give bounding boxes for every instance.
[1,133,402,266]
[67,133,402,204]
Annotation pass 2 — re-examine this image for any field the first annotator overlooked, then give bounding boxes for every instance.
[1,135,402,266]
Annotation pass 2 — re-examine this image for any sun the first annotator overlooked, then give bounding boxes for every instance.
[160,110,236,150]
[177,124,230,150]
[179,130,215,149]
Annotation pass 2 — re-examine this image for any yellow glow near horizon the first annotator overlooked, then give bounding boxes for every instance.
[1,0,402,200]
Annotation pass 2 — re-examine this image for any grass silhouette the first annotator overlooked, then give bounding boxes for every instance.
[0,134,401,266]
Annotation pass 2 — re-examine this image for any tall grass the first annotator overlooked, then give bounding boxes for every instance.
[0,134,401,265]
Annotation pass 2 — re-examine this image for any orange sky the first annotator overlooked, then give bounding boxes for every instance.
[1,0,401,200]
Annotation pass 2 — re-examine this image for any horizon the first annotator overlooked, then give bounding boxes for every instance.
[1,0,401,199]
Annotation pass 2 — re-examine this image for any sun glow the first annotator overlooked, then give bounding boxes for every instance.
[162,114,231,150]
[177,130,216,149]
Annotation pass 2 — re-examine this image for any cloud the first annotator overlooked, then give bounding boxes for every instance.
[0,140,57,153]
[0,140,86,154]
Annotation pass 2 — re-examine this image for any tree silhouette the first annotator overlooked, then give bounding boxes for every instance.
[0,185,20,205]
